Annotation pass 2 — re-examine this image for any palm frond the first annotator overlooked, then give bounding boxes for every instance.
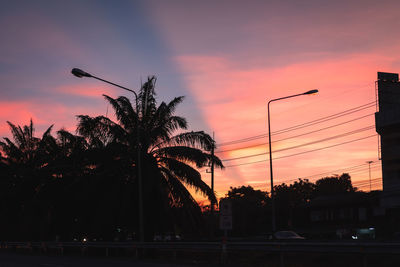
[210,154,224,169]
[29,119,34,140]
[139,76,157,119]
[42,125,54,139]
[166,96,185,115]
[76,115,128,146]
[39,125,57,152]
[103,95,137,130]
[158,131,214,151]
[6,121,25,148]
[155,146,210,168]
[0,138,21,159]
[161,167,202,208]
[148,116,187,146]
[160,116,187,135]
[57,129,88,152]
[148,96,185,129]
[159,158,217,204]
[57,129,77,141]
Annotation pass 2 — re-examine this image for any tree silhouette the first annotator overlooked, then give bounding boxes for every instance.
[314,173,356,196]
[225,186,269,236]
[274,179,315,229]
[0,120,57,240]
[75,76,223,239]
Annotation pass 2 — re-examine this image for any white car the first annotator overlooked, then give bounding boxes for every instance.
[273,231,305,240]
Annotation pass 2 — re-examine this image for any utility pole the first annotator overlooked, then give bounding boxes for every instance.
[207,132,215,214]
[206,132,216,239]
[366,161,374,192]
[211,132,215,214]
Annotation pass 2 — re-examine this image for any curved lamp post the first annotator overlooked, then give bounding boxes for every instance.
[71,68,144,242]
[268,89,318,232]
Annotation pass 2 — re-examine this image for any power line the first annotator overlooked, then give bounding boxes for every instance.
[353,177,381,185]
[272,103,375,136]
[357,184,382,191]
[252,178,383,191]
[274,113,374,142]
[274,177,382,188]
[216,113,374,153]
[357,181,382,187]
[221,126,375,162]
[223,158,266,168]
[356,181,382,190]
[271,163,380,185]
[300,162,379,179]
[357,179,382,186]
[346,165,381,176]
[273,162,381,184]
[275,135,376,160]
[222,135,377,167]
[218,101,375,147]
[274,126,374,154]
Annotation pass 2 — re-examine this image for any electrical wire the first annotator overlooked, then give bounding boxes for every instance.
[222,135,377,167]
[272,103,375,136]
[216,113,374,153]
[251,178,383,192]
[270,164,381,185]
[221,126,375,161]
[299,162,379,179]
[272,162,381,184]
[218,101,376,147]
[353,177,382,186]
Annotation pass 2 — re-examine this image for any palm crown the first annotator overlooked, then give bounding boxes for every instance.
[76,76,223,237]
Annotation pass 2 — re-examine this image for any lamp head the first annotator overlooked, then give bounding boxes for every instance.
[71,68,92,78]
[303,89,318,95]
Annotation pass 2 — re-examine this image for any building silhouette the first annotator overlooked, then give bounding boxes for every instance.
[375,72,400,208]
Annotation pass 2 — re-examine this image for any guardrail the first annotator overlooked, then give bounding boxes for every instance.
[2,241,400,266]
[3,240,400,253]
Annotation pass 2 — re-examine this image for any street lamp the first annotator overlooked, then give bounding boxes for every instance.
[71,68,144,242]
[268,89,318,232]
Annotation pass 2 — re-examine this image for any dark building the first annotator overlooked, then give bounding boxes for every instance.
[303,72,400,239]
[307,191,384,239]
[375,72,400,208]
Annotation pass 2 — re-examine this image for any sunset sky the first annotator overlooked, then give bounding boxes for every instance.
[2,0,400,201]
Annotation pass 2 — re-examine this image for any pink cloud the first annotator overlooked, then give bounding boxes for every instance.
[56,84,118,98]
[0,99,109,140]
[0,102,41,132]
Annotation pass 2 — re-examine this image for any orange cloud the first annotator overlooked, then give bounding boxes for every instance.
[175,53,390,196]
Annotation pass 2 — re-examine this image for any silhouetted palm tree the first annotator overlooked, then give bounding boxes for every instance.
[54,128,134,241]
[0,120,58,197]
[0,119,58,239]
[76,76,223,238]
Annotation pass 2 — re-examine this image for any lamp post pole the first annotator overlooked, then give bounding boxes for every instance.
[71,68,144,242]
[268,89,318,233]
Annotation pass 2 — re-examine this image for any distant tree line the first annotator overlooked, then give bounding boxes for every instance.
[0,77,223,241]
[222,173,356,237]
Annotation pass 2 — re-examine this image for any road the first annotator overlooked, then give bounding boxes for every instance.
[0,252,212,267]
